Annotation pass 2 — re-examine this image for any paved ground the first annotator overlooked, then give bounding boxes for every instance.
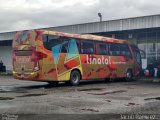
[0,76,160,120]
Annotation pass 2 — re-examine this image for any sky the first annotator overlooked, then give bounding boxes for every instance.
[0,0,160,32]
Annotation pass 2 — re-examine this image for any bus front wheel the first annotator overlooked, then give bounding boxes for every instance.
[70,70,81,86]
[125,70,133,82]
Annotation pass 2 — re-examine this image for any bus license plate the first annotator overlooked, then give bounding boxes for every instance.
[16,56,31,62]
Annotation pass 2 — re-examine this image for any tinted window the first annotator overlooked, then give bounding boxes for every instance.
[81,41,95,54]
[48,35,61,50]
[42,34,61,50]
[61,38,69,53]
[61,37,81,53]
[68,38,80,54]
[42,34,48,49]
[42,35,80,54]
[120,44,131,57]
[97,42,108,55]
[109,44,120,56]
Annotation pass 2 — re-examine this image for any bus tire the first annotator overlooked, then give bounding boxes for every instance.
[125,70,133,82]
[70,70,81,86]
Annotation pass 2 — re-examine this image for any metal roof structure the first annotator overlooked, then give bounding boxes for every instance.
[1,14,160,41]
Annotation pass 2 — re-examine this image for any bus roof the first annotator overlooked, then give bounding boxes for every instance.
[37,30,129,44]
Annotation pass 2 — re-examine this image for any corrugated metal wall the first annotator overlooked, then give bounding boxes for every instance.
[0,32,15,41]
[47,14,160,34]
[1,14,160,41]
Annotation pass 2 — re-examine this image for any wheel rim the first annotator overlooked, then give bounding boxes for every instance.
[72,72,79,83]
[127,72,131,79]
[126,71,132,80]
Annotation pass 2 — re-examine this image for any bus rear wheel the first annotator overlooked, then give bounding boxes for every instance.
[70,70,80,86]
[125,70,133,82]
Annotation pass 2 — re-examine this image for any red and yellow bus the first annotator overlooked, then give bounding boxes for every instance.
[12,30,141,85]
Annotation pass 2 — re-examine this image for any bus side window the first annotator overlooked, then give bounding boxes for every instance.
[47,35,61,50]
[68,38,80,54]
[109,44,120,56]
[76,39,80,53]
[81,41,95,54]
[42,34,48,49]
[120,44,132,57]
[61,37,69,53]
[61,42,68,53]
[97,42,108,55]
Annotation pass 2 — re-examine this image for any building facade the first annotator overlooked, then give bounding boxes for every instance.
[1,14,160,71]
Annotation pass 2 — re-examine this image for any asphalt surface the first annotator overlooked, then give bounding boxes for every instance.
[0,76,160,120]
